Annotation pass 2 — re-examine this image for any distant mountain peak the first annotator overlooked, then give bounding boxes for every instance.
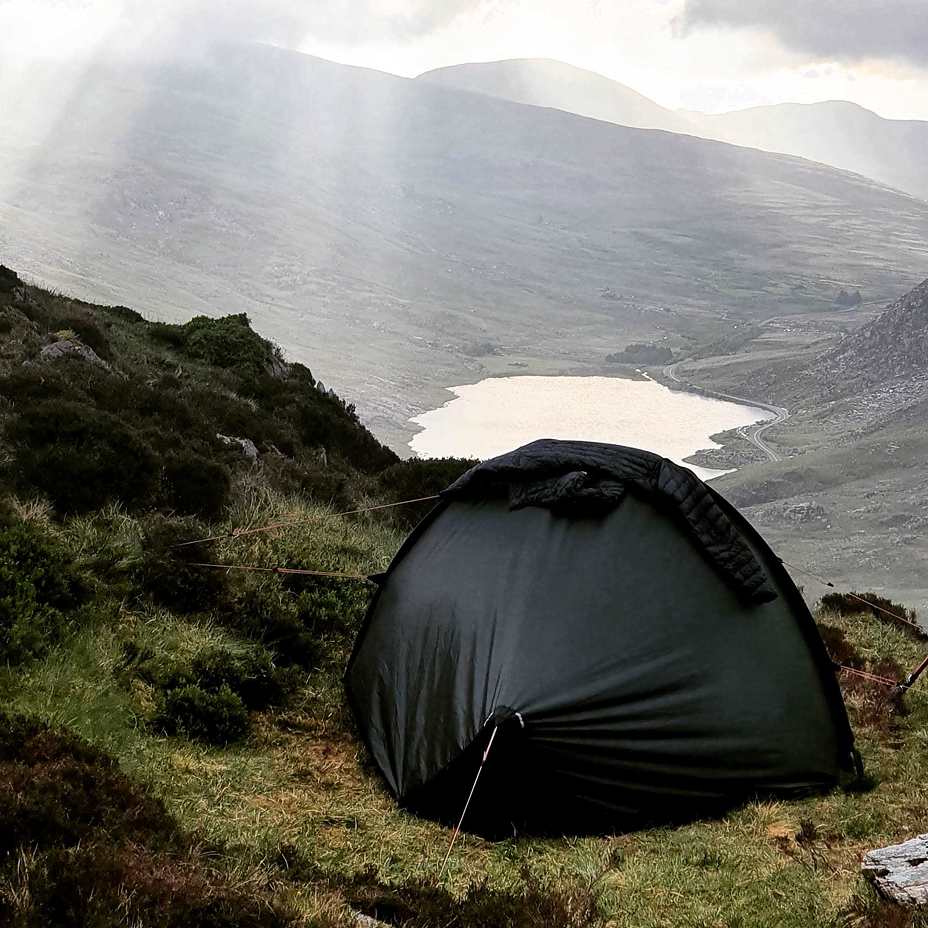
[416,57,686,133]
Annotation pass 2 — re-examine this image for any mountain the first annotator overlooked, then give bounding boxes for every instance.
[424,59,928,202]
[814,277,928,396]
[2,44,928,452]
[698,101,928,202]
[417,58,687,132]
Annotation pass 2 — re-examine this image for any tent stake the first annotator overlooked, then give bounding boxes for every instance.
[438,723,499,879]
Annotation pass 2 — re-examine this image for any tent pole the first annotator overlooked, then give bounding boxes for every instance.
[438,723,499,879]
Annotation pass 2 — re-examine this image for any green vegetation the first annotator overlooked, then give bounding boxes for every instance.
[2,268,927,926]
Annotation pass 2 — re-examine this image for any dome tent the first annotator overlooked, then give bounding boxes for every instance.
[346,440,857,836]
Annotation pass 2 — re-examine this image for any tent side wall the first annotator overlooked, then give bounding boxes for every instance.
[346,485,854,833]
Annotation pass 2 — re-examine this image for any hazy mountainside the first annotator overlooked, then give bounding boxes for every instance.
[699,102,928,203]
[699,278,928,614]
[417,58,688,132]
[426,59,928,202]
[3,44,928,450]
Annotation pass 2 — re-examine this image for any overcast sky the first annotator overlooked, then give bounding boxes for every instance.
[3,0,928,119]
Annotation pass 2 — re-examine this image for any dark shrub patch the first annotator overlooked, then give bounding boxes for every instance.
[0,712,301,927]
[176,314,275,377]
[18,842,299,928]
[102,302,145,324]
[820,591,923,639]
[185,648,286,709]
[0,712,179,855]
[818,623,864,668]
[377,457,475,528]
[0,264,20,292]
[224,586,324,670]
[0,519,83,664]
[8,400,160,513]
[57,313,112,361]
[136,517,227,614]
[148,647,288,711]
[300,864,606,928]
[162,451,231,519]
[291,578,372,641]
[153,683,250,745]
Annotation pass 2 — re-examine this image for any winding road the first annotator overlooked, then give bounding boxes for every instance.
[663,361,789,463]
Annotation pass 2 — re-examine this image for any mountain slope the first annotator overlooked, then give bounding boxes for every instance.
[425,59,928,202]
[417,58,687,132]
[699,101,928,202]
[2,44,928,450]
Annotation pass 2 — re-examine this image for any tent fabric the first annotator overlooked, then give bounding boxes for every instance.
[346,440,856,836]
[444,439,776,604]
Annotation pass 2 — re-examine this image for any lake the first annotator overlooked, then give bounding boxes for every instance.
[409,375,773,480]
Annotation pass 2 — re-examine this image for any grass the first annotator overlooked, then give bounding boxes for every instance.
[3,485,928,926]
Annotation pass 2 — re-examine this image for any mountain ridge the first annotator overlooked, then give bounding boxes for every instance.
[422,57,928,201]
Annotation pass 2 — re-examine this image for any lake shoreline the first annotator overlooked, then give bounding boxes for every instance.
[407,373,773,481]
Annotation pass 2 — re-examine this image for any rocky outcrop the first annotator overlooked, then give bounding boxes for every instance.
[818,278,928,394]
[40,338,109,368]
[216,434,259,461]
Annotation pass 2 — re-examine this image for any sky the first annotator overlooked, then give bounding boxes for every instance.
[2,0,928,119]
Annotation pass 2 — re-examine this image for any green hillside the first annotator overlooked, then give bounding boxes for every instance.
[1,268,927,927]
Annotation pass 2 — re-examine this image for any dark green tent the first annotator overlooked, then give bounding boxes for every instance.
[346,440,856,836]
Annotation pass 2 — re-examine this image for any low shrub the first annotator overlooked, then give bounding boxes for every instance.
[298,863,607,928]
[291,578,371,642]
[0,519,83,664]
[153,683,251,745]
[56,312,112,361]
[377,457,475,528]
[181,314,275,376]
[8,400,160,514]
[225,585,324,670]
[149,647,288,711]
[135,517,227,614]
[162,450,231,519]
[0,712,302,927]
[0,712,179,855]
[820,591,922,638]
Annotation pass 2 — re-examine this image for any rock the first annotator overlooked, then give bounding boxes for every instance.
[862,834,928,905]
[353,913,390,928]
[0,264,19,293]
[266,352,290,379]
[783,501,827,524]
[216,433,259,461]
[39,338,109,368]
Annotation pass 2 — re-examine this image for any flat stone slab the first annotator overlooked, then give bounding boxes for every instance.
[862,834,928,905]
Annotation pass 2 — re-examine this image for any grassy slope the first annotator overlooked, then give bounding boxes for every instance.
[2,272,928,926]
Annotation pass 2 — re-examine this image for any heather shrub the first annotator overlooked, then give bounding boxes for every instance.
[0,520,83,664]
[149,646,288,711]
[8,400,160,514]
[153,683,250,745]
[820,591,922,638]
[302,864,607,928]
[56,313,112,361]
[135,517,227,614]
[224,585,324,670]
[377,456,475,527]
[0,713,300,927]
[0,712,179,855]
[162,450,231,519]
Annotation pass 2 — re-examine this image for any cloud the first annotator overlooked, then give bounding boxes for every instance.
[0,0,493,63]
[676,0,928,67]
